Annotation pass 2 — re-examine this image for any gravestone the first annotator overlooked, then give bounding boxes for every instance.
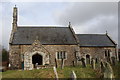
[55,58,58,68]
[103,62,114,79]
[8,63,11,70]
[91,58,95,69]
[111,57,116,66]
[100,61,105,73]
[70,70,77,80]
[61,58,64,69]
[53,66,59,80]
[81,58,86,68]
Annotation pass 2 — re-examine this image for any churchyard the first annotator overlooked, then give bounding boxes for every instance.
[1,61,120,79]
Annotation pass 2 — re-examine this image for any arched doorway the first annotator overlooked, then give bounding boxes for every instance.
[32,53,42,65]
[86,54,90,64]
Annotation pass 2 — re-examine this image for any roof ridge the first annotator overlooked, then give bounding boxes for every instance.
[76,34,106,35]
[18,26,68,28]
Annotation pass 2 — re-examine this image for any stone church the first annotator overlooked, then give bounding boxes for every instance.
[9,6,117,70]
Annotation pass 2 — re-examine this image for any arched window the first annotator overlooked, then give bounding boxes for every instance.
[108,50,111,57]
[86,54,90,64]
[105,50,107,57]
[104,49,111,57]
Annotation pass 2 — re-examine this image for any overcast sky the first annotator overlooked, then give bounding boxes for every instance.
[1,1,119,50]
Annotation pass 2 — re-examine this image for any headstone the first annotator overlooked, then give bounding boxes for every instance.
[91,58,95,69]
[107,57,112,64]
[70,70,77,80]
[55,58,58,68]
[103,62,114,79]
[111,57,116,66]
[53,66,59,80]
[100,61,105,73]
[61,58,64,69]
[95,58,98,64]
[81,58,86,68]
[8,63,11,70]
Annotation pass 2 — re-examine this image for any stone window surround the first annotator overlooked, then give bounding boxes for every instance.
[56,51,67,60]
[104,49,112,58]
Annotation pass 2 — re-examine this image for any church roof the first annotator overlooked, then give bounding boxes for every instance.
[10,26,116,47]
[11,26,78,45]
[76,34,116,47]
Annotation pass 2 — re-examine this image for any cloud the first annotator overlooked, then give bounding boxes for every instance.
[0,3,2,47]
[1,2,119,49]
[55,2,118,43]
[55,2,117,24]
[1,2,68,49]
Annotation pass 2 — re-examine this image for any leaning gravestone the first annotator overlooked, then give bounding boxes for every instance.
[70,70,77,80]
[53,66,59,80]
[81,58,86,68]
[103,62,114,79]
[100,60,105,73]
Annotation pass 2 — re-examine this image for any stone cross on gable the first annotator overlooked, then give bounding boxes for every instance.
[32,36,41,46]
[36,36,39,40]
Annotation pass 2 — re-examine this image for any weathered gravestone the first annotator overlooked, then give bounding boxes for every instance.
[70,70,77,80]
[61,58,64,69]
[111,57,116,66]
[55,58,58,68]
[100,60,105,73]
[53,66,59,80]
[95,58,98,64]
[103,62,114,79]
[81,58,86,68]
[91,58,95,69]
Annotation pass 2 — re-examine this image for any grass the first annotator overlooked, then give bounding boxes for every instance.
[112,62,120,78]
[2,68,55,78]
[57,65,97,78]
[2,63,120,78]
[2,65,98,78]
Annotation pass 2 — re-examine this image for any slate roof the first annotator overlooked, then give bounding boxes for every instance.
[11,26,78,45]
[76,34,116,47]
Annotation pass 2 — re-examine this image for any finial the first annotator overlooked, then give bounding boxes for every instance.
[68,22,71,27]
[106,30,108,35]
[15,5,16,7]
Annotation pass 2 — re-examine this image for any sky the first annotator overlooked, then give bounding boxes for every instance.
[1,0,119,50]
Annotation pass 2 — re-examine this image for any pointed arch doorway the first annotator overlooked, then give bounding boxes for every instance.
[32,53,43,65]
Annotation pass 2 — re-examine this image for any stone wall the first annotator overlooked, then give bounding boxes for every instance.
[9,43,116,69]
[80,47,116,62]
[9,44,79,69]
[9,45,21,69]
[43,45,79,67]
